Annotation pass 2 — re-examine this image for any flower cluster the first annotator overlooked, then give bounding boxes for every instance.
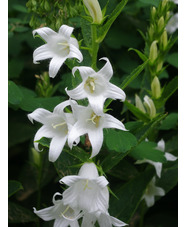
[34,163,127,226]
[29,21,127,226]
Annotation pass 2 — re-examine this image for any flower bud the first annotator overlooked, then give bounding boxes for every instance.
[151,7,156,21]
[143,95,156,119]
[151,76,161,99]
[158,16,165,33]
[83,0,103,24]
[135,94,146,113]
[149,41,158,65]
[160,30,168,50]
[31,148,40,167]
[148,24,155,42]
[161,0,168,10]
[156,59,163,73]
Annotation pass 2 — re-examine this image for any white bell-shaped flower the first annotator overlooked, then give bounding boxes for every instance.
[136,139,177,178]
[66,58,126,115]
[68,102,127,158]
[82,211,128,227]
[28,100,78,162]
[142,177,165,207]
[33,25,83,78]
[34,192,82,227]
[60,162,109,213]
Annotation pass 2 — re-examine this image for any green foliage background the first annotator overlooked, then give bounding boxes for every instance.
[8,0,178,226]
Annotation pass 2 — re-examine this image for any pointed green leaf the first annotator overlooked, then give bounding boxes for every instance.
[124,100,150,122]
[130,141,167,162]
[8,180,23,198]
[8,81,23,105]
[97,0,128,43]
[8,202,37,223]
[161,76,178,103]
[128,48,148,62]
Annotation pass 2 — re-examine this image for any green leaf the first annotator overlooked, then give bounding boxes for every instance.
[8,81,23,106]
[36,137,51,148]
[159,113,178,130]
[12,4,28,13]
[80,17,92,48]
[19,96,65,112]
[97,0,128,43]
[8,180,23,198]
[120,60,149,90]
[166,52,178,68]
[128,48,148,62]
[157,163,178,193]
[109,169,154,222]
[8,201,37,223]
[138,0,161,7]
[105,130,137,153]
[124,100,150,122]
[130,141,167,162]
[64,146,90,163]
[161,76,178,103]
[135,113,167,142]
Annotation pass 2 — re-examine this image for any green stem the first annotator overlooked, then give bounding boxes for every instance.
[91,24,99,71]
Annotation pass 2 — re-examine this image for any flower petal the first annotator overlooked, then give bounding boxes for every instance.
[82,213,96,227]
[165,152,177,161]
[88,95,105,115]
[65,83,87,100]
[54,218,69,227]
[28,108,52,124]
[59,25,74,39]
[70,37,79,48]
[68,121,87,148]
[154,186,165,197]
[110,215,128,226]
[157,139,165,152]
[98,57,113,81]
[34,125,54,151]
[72,66,95,80]
[106,83,126,101]
[33,44,53,64]
[95,176,109,188]
[103,114,127,131]
[33,27,57,42]
[88,129,103,158]
[49,56,66,78]
[68,44,83,63]
[53,100,71,115]
[59,175,81,186]
[49,135,67,162]
[144,194,155,207]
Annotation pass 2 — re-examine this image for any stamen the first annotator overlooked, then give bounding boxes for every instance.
[83,179,91,190]
[86,112,101,127]
[59,206,70,217]
[84,77,97,93]
[52,122,66,129]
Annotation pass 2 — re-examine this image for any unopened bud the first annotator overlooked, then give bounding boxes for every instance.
[31,148,40,167]
[156,59,163,73]
[158,16,165,33]
[148,24,155,42]
[83,0,103,24]
[161,0,168,10]
[143,96,156,119]
[149,41,158,65]
[151,76,161,99]
[160,30,168,50]
[165,11,170,21]
[151,7,157,21]
[135,94,146,113]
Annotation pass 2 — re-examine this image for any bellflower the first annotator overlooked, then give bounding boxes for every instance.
[34,192,82,227]
[66,58,126,115]
[60,162,109,213]
[33,25,83,78]
[142,177,165,207]
[82,211,128,227]
[68,102,127,158]
[136,139,177,178]
[28,100,78,162]
[166,13,178,34]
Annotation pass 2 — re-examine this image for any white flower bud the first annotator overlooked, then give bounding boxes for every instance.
[83,0,103,24]
[143,95,156,119]
[151,76,161,99]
